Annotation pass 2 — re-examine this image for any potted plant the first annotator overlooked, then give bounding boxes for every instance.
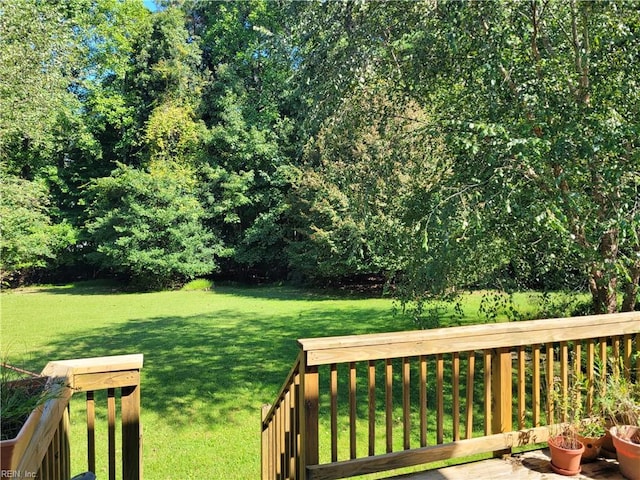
[600,368,640,480]
[547,374,585,475]
[548,424,585,475]
[0,363,58,471]
[576,416,606,462]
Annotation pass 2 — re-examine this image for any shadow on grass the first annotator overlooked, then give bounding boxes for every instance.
[32,304,407,429]
[32,281,381,302]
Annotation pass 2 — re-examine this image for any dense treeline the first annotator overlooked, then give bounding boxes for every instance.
[1,0,638,314]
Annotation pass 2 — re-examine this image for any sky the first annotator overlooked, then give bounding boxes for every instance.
[143,0,158,12]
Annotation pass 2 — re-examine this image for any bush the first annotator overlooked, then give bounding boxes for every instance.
[85,164,222,289]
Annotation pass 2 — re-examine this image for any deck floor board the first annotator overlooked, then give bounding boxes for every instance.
[389,449,624,480]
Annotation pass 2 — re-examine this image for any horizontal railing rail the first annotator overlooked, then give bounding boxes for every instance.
[9,354,144,480]
[261,312,640,480]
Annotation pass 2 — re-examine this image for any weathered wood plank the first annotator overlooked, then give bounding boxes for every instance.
[306,427,551,480]
[45,354,143,376]
[73,370,140,392]
[299,313,640,365]
[122,383,142,480]
[391,449,624,480]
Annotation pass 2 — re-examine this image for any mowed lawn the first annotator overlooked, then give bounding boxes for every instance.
[1,281,421,479]
[1,282,556,479]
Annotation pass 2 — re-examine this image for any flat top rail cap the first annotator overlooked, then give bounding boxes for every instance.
[43,354,144,376]
[297,312,640,365]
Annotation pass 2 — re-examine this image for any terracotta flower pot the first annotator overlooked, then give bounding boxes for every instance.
[577,433,604,462]
[610,426,640,480]
[548,435,585,476]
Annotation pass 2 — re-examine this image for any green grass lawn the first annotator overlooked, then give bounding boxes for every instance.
[0,281,576,479]
[1,281,416,479]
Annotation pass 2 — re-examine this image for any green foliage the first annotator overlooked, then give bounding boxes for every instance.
[145,102,208,165]
[86,164,221,288]
[1,0,638,305]
[297,0,640,312]
[181,278,214,291]
[597,360,640,428]
[0,372,52,441]
[0,175,77,284]
[0,0,78,166]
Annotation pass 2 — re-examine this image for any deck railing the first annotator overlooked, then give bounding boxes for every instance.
[8,354,143,480]
[261,312,640,480]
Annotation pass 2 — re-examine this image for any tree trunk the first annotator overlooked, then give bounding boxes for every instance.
[589,270,618,314]
[588,229,619,314]
[621,258,640,312]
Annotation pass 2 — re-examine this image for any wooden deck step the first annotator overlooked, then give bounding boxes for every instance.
[389,449,624,480]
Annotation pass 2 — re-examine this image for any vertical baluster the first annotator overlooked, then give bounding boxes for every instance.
[484,351,491,435]
[403,357,411,450]
[613,336,621,374]
[47,442,56,480]
[368,360,376,457]
[532,345,541,427]
[299,353,319,479]
[586,339,595,414]
[86,390,96,474]
[289,384,297,479]
[465,352,475,439]
[385,359,393,453]
[62,407,71,480]
[546,343,554,424]
[284,389,291,479]
[636,333,640,375]
[623,334,632,378]
[275,401,281,479]
[517,346,526,429]
[436,354,444,444]
[419,356,427,447]
[54,423,61,480]
[574,342,582,411]
[293,373,301,480]
[560,342,568,422]
[599,338,608,382]
[271,415,276,480]
[452,353,460,441]
[330,364,338,462]
[107,388,116,480]
[261,405,272,480]
[39,453,46,480]
[349,362,357,459]
[491,347,513,436]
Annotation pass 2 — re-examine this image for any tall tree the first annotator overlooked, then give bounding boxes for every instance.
[85,162,220,288]
[290,0,639,312]
[0,0,85,281]
[405,1,640,313]
[184,0,298,276]
[0,0,78,172]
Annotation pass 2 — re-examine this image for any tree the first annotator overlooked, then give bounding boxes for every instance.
[185,0,299,275]
[85,163,220,288]
[289,0,639,312]
[287,84,444,282]
[412,1,640,312]
[0,175,76,284]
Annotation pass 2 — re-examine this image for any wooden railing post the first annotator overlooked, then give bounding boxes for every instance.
[122,378,142,480]
[299,351,319,480]
[283,313,639,480]
[491,347,512,437]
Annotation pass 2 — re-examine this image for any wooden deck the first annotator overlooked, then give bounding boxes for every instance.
[394,449,624,479]
[262,313,640,480]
